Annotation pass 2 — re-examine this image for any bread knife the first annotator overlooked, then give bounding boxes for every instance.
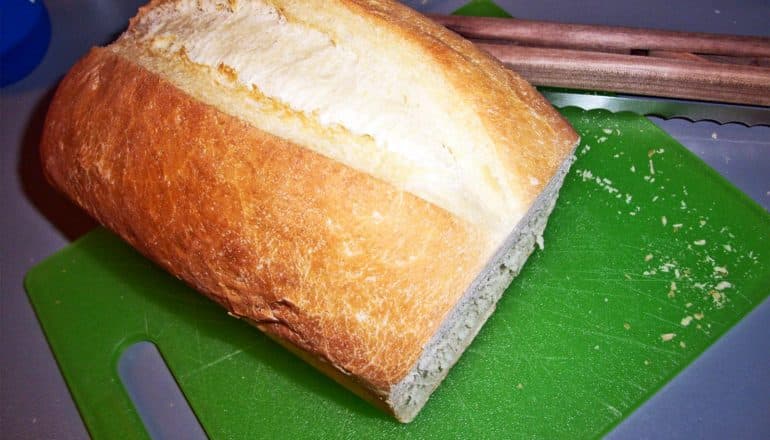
[541,90,770,127]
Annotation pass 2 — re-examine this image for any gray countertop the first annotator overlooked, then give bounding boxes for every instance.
[1,1,768,438]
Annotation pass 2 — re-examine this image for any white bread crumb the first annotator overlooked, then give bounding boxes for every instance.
[713,266,728,275]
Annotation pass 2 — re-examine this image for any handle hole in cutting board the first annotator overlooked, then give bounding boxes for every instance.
[118,341,208,440]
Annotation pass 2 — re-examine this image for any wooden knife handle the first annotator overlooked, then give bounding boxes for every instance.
[433,15,770,105]
[476,43,770,106]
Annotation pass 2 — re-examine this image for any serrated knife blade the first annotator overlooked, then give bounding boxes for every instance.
[541,91,770,127]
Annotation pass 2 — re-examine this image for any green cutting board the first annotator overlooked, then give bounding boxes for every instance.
[26,108,770,439]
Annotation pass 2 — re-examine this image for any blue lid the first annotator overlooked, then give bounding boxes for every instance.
[1,0,51,87]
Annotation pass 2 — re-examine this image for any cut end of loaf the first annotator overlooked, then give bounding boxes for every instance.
[388,144,578,423]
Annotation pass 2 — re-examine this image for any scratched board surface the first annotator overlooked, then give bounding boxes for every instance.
[26,108,770,439]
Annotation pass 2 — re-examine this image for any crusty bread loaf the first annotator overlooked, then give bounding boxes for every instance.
[41,0,579,422]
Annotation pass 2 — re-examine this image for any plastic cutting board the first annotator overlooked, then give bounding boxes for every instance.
[26,107,770,439]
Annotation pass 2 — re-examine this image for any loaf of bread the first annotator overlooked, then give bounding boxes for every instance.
[41,0,579,422]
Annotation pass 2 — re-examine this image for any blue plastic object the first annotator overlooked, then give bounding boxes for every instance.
[1,0,51,87]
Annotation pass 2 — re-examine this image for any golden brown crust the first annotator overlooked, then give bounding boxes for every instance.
[41,48,490,391]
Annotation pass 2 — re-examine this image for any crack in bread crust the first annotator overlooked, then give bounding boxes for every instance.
[114,0,554,237]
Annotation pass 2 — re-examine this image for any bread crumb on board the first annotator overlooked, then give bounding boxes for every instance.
[708,290,727,308]
[667,281,677,298]
[660,333,676,342]
[713,266,728,276]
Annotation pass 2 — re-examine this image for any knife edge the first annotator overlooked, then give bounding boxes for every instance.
[541,91,770,127]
